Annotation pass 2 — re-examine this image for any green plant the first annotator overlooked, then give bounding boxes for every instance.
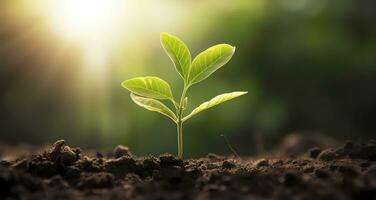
[121,33,247,159]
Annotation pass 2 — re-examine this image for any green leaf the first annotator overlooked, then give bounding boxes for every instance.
[130,93,177,122]
[122,76,174,102]
[160,32,192,80]
[183,91,247,121]
[188,44,235,85]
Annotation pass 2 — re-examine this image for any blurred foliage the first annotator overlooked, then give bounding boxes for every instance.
[0,0,375,156]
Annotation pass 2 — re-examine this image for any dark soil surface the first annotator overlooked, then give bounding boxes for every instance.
[1,139,376,200]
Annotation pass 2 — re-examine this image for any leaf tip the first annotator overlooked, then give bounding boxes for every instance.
[121,80,130,89]
[237,91,248,96]
[160,32,171,40]
[233,91,248,97]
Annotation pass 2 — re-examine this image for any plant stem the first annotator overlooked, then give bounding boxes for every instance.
[177,121,183,159]
[176,85,188,159]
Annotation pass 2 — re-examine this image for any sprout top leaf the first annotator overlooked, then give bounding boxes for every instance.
[161,32,192,82]
[188,44,235,85]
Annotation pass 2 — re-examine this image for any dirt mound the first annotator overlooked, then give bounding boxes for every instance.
[0,139,375,200]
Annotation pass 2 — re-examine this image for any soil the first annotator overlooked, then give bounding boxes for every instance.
[0,139,376,200]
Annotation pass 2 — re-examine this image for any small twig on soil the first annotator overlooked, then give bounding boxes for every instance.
[220,134,240,158]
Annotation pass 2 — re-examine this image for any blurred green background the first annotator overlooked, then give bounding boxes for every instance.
[0,0,375,157]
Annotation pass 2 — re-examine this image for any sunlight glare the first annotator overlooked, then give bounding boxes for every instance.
[49,0,126,41]
[47,0,128,75]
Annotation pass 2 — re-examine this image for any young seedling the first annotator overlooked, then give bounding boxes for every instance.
[122,33,247,159]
